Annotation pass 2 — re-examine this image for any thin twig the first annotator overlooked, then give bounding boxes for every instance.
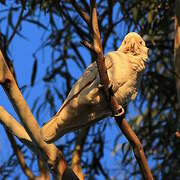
[62,7,89,40]
[80,40,95,53]
[6,7,24,47]
[70,42,87,69]
[71,0,90,26]
[6,130,37,180]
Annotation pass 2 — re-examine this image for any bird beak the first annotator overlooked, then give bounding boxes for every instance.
[130,38,135,49]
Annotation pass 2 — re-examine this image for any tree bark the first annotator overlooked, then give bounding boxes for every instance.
[175,0,180,106]
[175,0,180,138]
[72,127,90,180]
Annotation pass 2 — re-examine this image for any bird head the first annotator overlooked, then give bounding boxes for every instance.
[118,32,148,61]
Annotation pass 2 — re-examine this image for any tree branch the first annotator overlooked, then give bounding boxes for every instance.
[71,0,90,26]
[6,130,37,180]
[90,0,124,116]
[0,106,34,148]
[116,117,153,179]
[6,6,24,47]
[62,6,89,40]
[174,0,180,116]
[76,1,153,179]
[0,51,44,148]
[80,40,95,53]
[72,127,90,180]
[37,156,50,180]
[0,106,51,165]
[0,50,78,179]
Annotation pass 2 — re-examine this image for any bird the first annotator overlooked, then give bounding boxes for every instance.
[40,32,148,143]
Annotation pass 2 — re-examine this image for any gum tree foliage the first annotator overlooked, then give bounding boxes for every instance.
[0,0,179,179]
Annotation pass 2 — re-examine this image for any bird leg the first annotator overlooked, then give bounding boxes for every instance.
[99,82,125,117]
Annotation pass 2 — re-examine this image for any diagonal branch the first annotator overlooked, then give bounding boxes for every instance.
[6,130,37,180]
[0,106,34,149]
[0,106,48,157]
[116,117,153,179]
[37,156,50,180]
[71,0,90,26]
[72,127,90,180]
[77,1,153,179]
[62,8,89,40]
[80,40,95,53]
[6,6,24,47]
[90,0,123,116]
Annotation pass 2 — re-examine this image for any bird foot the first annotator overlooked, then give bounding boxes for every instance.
[98,81,113,90]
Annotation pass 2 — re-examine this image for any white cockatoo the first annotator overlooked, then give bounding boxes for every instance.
[41,32,148,142]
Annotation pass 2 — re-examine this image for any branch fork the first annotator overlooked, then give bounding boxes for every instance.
[0,48,78,179]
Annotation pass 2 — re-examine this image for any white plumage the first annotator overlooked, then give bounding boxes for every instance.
[41,32,148,142]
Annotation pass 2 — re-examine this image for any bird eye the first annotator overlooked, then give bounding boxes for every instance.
[139,41,142,44]
[124,41,126,44]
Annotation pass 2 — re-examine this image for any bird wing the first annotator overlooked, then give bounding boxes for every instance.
[56,56,113,114]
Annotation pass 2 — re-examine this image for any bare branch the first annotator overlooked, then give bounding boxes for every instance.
[76,1,153,179]
[6,6,24,47]
[116,117,153,179]
[90,0,102,51]
[90,0,124,116]
[37,156,50,180]
[72,127,90,180]
[175,0,180,117]
[0,106,33,147]
[0,50,77,178]
[71,0,90,26]
[0,51,42,147]
[70,42,87,69]
[62,5,89,40]
[80,0,90,13]
[80,40,95,53]
[6,130,37,180]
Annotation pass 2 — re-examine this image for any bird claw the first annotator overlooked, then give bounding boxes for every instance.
[98,82,113,88]
[114,105,125,117]
[108,82,113,89]
[98,82,114,96]
[98,82,124,117]
[108,82,114,95]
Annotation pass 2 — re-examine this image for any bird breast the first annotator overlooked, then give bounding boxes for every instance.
[106,51,145,105]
